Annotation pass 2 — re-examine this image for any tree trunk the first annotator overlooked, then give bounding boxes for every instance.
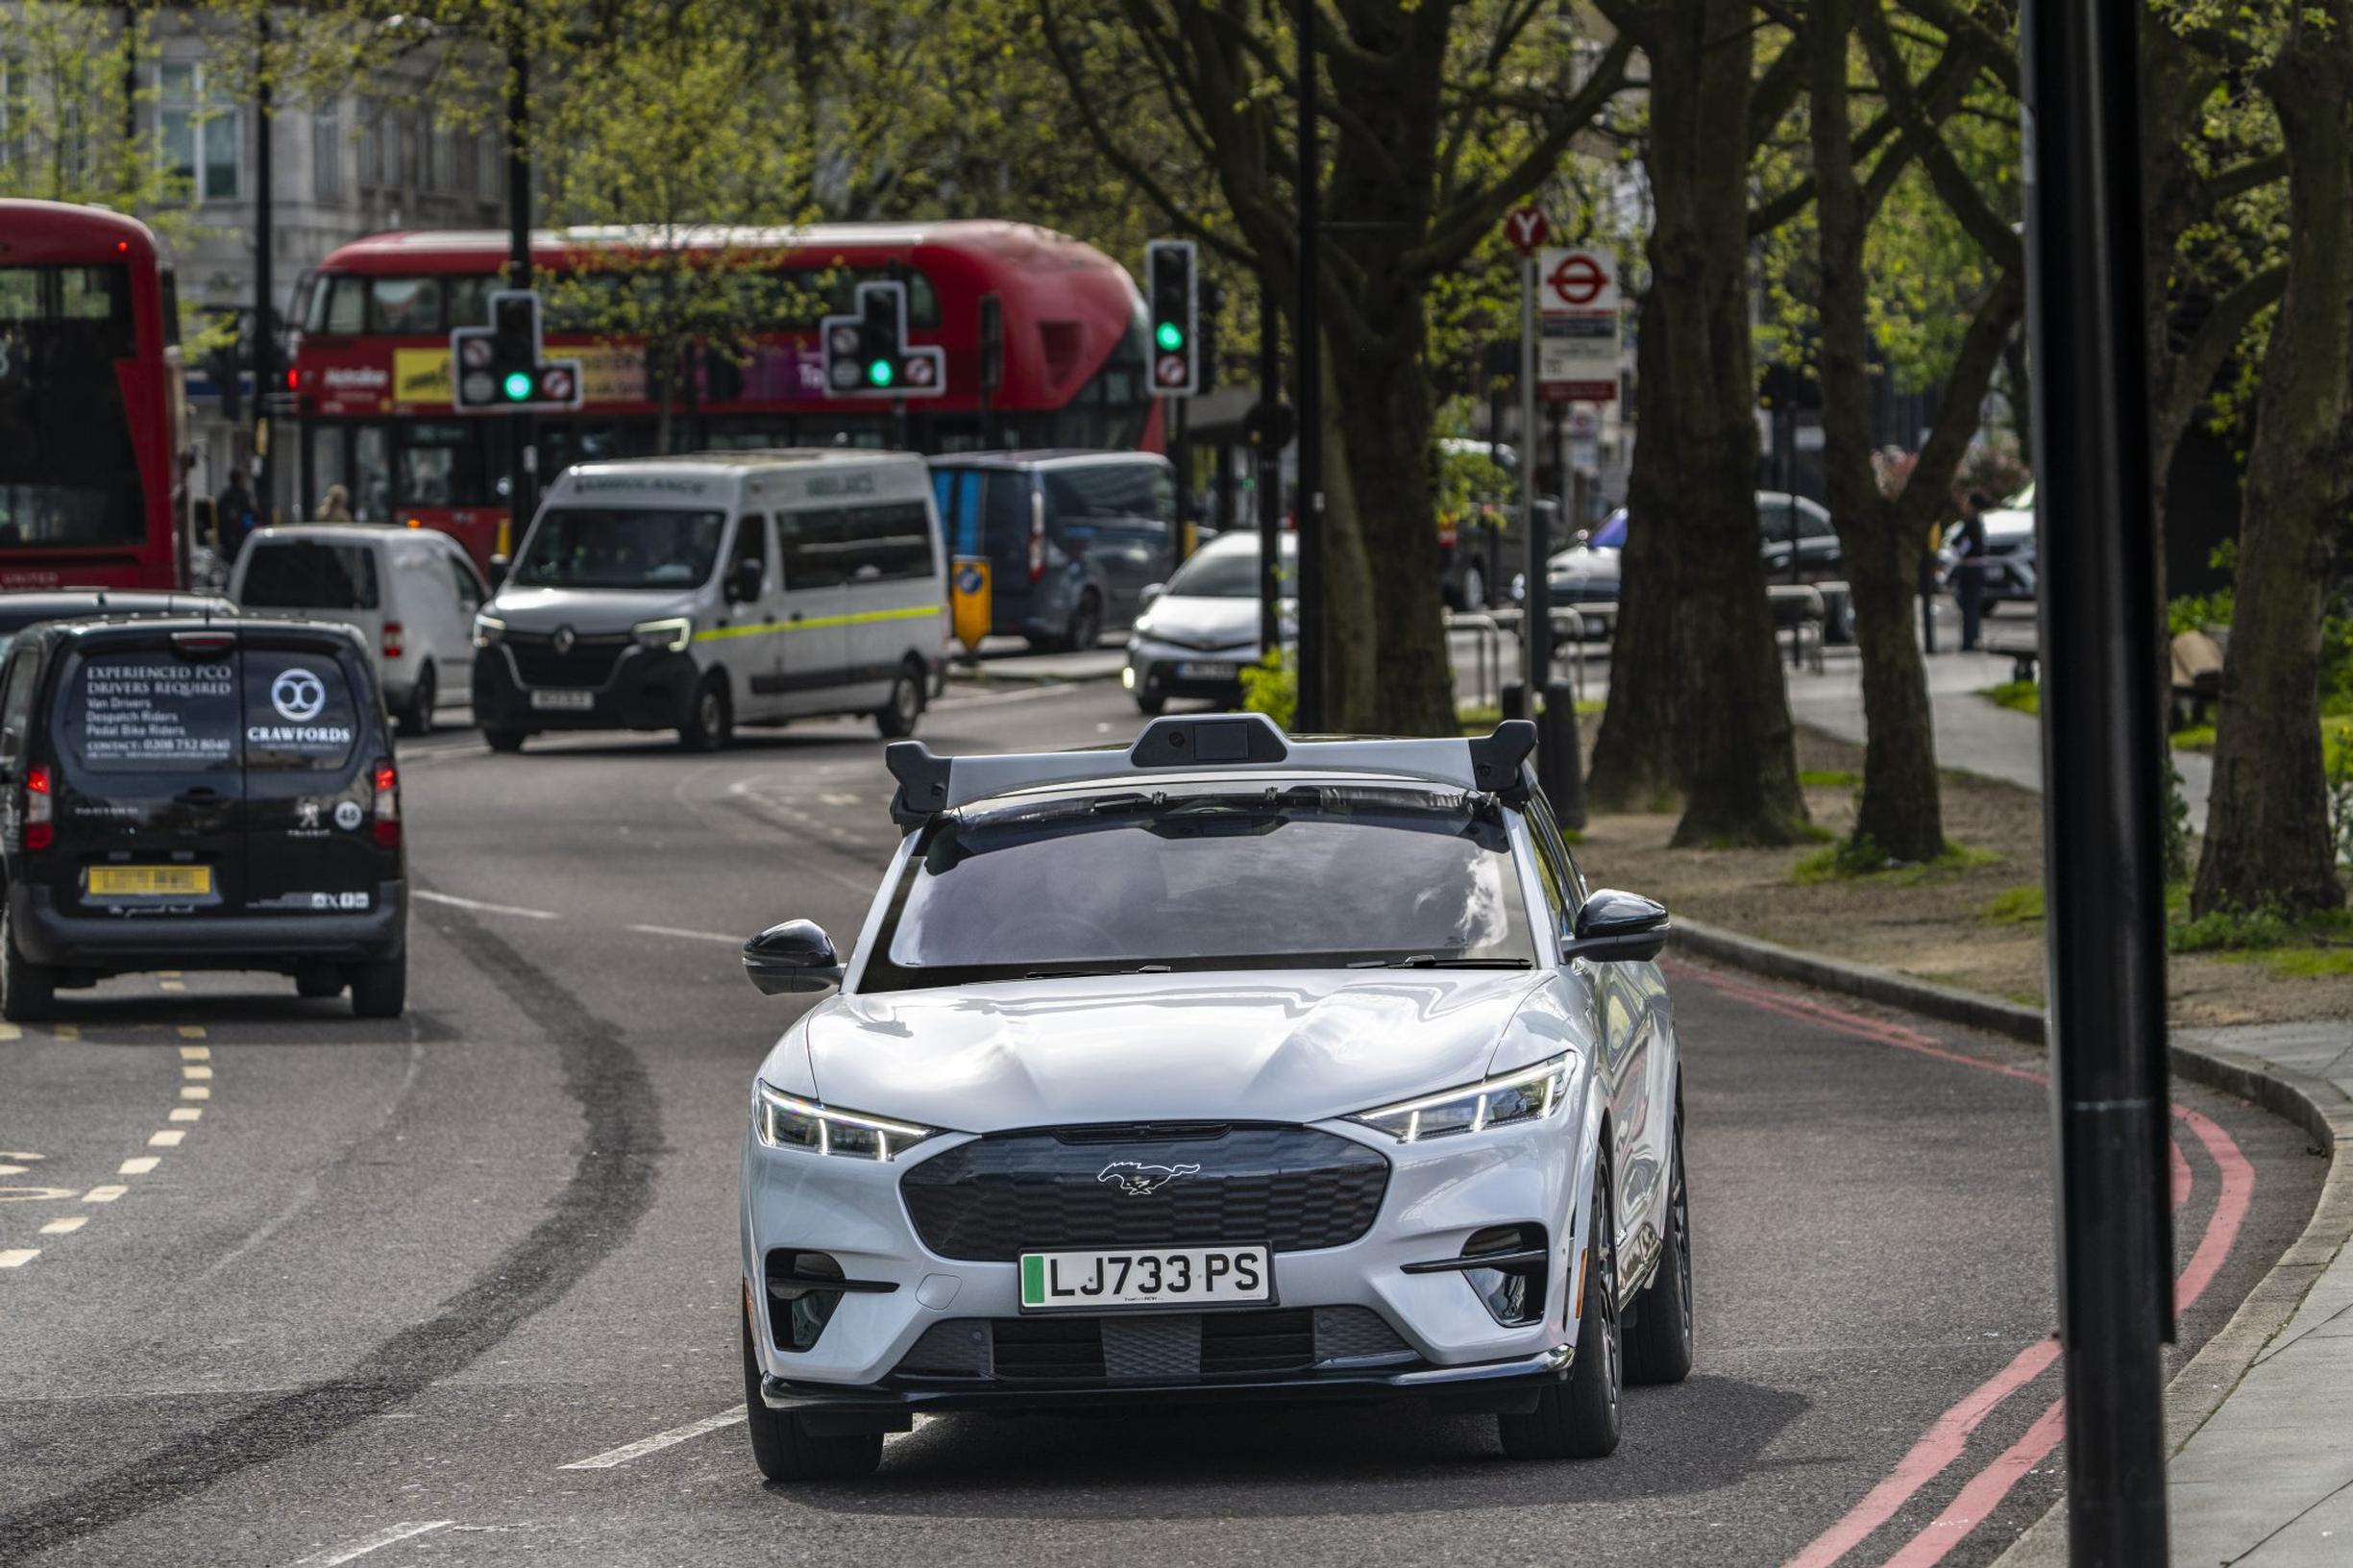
[2194,7,2352,919]
[1588,0,1807,844]
[1811,0,1944,863]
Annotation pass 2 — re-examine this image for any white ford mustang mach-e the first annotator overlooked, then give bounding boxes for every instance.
[737,714,1692,1482]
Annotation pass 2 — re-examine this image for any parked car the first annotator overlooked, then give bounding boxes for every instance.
[0,615,407,1018]
[1122,530,1296,715]
[928,451,1177,650]
[232,525,489,737]
[1547,491,1856,643]
[1959,484,2037,606]
[0,591,233,660]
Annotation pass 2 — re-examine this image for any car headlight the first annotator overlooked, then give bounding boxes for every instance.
[1345,1052,1577,1144]
[633,616,693,653]
[754,1082,942,1161]
[473,613,505,648]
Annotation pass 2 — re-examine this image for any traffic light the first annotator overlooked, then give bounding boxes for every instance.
[1145,239,1198,395]
[451,289,582,413]
[820,281,945,399]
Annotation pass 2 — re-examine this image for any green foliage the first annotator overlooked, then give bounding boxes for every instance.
[2169,900,2353,954]
[1239,651,1295,732]
[1980,883,2047,925]
[2169,590,2236,637]
[1793,838,2001,885]
[2328,723,2353,869]
[0,4,192,235]
[1982,680,2041,716]
[2171,723,2217,752]
[1798,769,1861,789]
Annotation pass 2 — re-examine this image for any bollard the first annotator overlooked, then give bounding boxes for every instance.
[1500,681,1529,722]
[1539,680,1586,828]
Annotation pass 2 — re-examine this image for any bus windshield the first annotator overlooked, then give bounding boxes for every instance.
[510,506,727,589]
[0,264,145,551]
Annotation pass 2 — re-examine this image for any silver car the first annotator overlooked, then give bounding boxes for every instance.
[1122,530,1296,714]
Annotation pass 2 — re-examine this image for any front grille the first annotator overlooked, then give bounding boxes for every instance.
[503,630,631,688]
[893,1306,1414,1386]
[899,1123,1388,1262]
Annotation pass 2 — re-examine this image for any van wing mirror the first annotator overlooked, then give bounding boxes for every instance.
[1139,582,1164,606]
[744,919,844,995]
[730,557,764,603]
[1561,888,1670,965]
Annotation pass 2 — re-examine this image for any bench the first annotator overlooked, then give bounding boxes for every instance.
[1980,625,2039,683]
[2171,628,2225,730]
[1766,584,1826,674]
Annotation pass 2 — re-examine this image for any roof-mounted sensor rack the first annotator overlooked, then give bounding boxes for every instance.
[884,714,1536,830]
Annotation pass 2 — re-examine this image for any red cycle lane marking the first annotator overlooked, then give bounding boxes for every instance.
[1670,967,2252,1567]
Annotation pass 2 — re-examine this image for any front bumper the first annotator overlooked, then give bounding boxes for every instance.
[741,1110,1589,1413]
[1125,636,1261,703]
[471,642,699,732]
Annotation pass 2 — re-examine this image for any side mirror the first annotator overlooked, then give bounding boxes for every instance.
[487,553,510,589]
[1139,582,1164,607]
[744,919,844,995]
[1562,889,1670,965]
[729,557,765,602]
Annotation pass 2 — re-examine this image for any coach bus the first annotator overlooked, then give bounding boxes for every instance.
[288,221,1158,569]
[0,200,187,590]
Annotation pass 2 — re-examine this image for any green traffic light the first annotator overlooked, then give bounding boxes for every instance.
[1155,321,1185,352]
[502,370,533,401]
[867,358,895,388]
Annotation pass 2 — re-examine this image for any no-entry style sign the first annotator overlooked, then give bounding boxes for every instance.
[1535,245,1620,402]
[1503,206,1550,256]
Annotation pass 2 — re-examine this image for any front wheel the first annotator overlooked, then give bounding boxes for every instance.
[1624,1107,1695,1384]
[348,954,406,1018]
[1458,562,1487,612]
[399,663,436,738]
[874,662,923,739]
[1,899,55,1023]
[680,676,733,751]
[1498,1169,1622,1459]
[484,727,528,753]
[742,1310,881,1482]
[1066,592,1103,652]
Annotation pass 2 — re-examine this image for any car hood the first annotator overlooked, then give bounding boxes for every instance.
[1981,508,2034,543]
[1546,544,1622,580]
[1133,594,1267,649]
[781,969,1553,1132]
[487,586,701,634]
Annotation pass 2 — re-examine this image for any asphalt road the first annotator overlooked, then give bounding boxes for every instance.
[0,677,2320,1568]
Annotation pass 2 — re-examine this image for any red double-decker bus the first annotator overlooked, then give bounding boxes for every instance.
[0,200,187,590]
[289,221,1158,567]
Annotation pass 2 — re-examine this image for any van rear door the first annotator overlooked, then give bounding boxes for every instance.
[234,537,387,668]
[238,636,388,918]
[48,632,247,919]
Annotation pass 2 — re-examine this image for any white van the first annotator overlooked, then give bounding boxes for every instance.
[471,451,949,752]
[231,524,490,737]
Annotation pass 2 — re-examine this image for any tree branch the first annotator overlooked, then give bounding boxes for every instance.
[1858,1,2022,270]
[1892,0,2021,93]
[1896,269,2024,527]
[2157,262,2286,453]
[2205,149,2287,204]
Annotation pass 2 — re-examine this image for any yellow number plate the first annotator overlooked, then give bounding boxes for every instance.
[87,866,212,897]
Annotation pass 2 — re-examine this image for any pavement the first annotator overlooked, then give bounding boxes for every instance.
[0,676,2323,1567]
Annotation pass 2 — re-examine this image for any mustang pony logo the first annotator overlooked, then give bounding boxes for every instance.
[1096,1161,1201,1196]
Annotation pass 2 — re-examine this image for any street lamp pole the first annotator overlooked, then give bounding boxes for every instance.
[503,16,532,559]
[1292,0,1322,732]
[252,12,275,525]
[2021,0,2175,1561]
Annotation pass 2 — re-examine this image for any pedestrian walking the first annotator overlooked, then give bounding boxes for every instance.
[314,483,354,523]
[1952,489,1991,652]
[214,469,259,565]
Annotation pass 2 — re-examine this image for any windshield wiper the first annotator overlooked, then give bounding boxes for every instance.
[1021,963,1175,979]
[1345,955,1534,969]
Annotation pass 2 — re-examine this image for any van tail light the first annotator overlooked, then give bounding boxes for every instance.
[382,621,404,659]
[1028,490,1046,583]
[370,761,401,848]
[23,765,52,851]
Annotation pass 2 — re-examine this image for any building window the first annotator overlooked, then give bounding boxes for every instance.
[430,123,454,193]
[160,62,240,202]
[478,131,501,204]
[312,104,344,201]
[358,100,382,186]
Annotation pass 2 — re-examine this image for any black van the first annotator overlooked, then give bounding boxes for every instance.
[0,617,407,1019]
[927,452,1177,649]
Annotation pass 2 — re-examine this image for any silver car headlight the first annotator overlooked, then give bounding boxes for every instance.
[754,1082,942,1161]
[473,613,505,648]
[1345,1051,1577,1144]
[633,616,693,653]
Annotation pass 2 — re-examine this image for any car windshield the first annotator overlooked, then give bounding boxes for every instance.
[863,782,1534,989]
[1590,510,1628,550]
[1165,547,1262,600]
[510,507,726,590]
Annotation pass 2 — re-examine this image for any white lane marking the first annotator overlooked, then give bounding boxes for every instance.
[0,1023,19,1041]
[39,1215,86,1235]
[180,1044,211,1060]
[178,1026,207,1040]
[148,1130,185,1148]
[184,1066,213,1080]
[118,1157,159,1176]
[624,922,741,945]
[83,1185,126,1202]
[288,1520,456,1566]
[414,889,560,920]
[0,1248,37,1267]
[170,1107,203,1122]
[159,969,182,978]
[818,792,861,805]
[53,1023,78,1040]
[159,980,185,992]
[933,680,1091,711]
[182,1086,211,1101]
[558,1406,745,1470]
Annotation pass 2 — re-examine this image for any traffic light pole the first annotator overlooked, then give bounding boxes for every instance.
[1258,279,1283,661]
[2022,0,2175,1561]
[251,14,274,531]
[502,22,532,561]
[1293,0,1323,732]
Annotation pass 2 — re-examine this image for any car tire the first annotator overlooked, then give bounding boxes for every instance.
[1134,680,1166,717]
[1,899,55,1024]
[296,970,345,999]
[400,663,435,738]
[741,1310,882,1483]
[1624,1106,1695,1385]
[680,676,733,751]
[1066,592,1103,652]
[348,954,406,1018]
[1458,563,1487,612]
[874,661,924,739]
[1498,1168,1622,1460]
[484,727,527,753]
